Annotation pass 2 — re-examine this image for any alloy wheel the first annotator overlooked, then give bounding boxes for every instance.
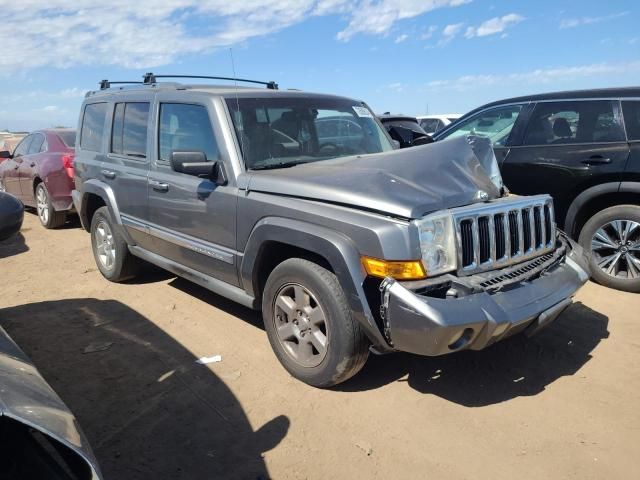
[591,219,640,279]
[94,220,116,271]
[273,283,329,368]
[36,185,50,225]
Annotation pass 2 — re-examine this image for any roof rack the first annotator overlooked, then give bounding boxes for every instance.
[142,72,278,90]
[99,79,144,90]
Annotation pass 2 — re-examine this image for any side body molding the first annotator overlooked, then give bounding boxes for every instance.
[240,217,391,351]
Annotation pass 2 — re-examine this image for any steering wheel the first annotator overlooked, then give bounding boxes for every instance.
[318,142,340,155]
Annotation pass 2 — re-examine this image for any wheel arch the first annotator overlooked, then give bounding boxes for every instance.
[77,180,134,244]
[241,217,390,351]
[565,182,640,238]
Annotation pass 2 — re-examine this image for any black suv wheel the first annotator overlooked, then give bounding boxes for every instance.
[262,258,369,387]
[579,205,640,293]
[90,206,139,282]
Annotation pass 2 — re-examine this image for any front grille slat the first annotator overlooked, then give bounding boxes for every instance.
[453,196,556,276]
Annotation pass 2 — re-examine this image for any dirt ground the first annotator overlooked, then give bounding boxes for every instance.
[1,212,639,480]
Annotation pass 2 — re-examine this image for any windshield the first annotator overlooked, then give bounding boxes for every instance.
[226,97,393,170]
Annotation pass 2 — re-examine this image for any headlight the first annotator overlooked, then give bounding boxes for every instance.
[415,212,457,276]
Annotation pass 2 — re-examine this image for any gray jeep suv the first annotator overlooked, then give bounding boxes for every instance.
[72,74,590,387]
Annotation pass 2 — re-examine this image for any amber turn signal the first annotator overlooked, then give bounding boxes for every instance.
[361,257,427,280]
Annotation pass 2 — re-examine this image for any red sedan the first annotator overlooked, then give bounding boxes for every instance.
[0,129,76,228]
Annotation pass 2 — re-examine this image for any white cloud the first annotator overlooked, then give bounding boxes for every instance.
[438,22,464,46]
[42,105,59,112]
[395,34,409,43]
[421,25,438,40]
[464,13,523,38]
[425,61,640,91]
[0,1,473,72]
[560,11,628,29]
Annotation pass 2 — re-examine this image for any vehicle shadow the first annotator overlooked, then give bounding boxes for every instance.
[0,231,28,258]
[0,299,289,480]
[337,302,609,407]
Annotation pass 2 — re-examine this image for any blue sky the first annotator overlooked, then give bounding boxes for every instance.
[0,0,638,131]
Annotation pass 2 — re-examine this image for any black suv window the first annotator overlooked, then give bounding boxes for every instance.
[28,133,45,154]
[622,101,640,141]
[111,102,150,158]
[159,104,218,162]
[438,105,522,146]
[524,100,624,145]
[13,135,33,157]
[81,103,108,152]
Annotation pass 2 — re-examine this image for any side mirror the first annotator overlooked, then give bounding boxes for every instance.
[170,151,227,185]
[0,150,12,159]
[412,134,434,146]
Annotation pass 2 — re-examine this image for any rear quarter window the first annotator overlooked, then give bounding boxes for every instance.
[80,103,108,152]
[622,101,640,141]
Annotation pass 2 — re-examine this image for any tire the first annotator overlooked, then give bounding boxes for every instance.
[262,258,369,387]
[35,182,66,229]
[90,206,139,282]
[578,204,640,293]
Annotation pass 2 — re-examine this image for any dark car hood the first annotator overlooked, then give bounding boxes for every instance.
[0,325,102,479]
[246,135,501,219]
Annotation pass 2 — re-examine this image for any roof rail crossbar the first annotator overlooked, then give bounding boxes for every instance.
[142,72,278,90]
[99,80,144,90]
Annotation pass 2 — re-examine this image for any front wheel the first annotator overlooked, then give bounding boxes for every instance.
[262,258,369,387]
[579,205,640,293]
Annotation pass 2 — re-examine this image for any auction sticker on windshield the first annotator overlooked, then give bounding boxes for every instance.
[353,106,373,118]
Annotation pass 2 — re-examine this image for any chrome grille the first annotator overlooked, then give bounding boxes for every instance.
[452,195,556,275]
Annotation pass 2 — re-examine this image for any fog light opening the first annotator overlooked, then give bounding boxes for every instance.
[448,328,474,351]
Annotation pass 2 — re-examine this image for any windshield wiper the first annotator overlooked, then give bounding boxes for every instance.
[249,160,309,171]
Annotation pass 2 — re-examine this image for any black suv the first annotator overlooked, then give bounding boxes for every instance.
[71,74,588,387]
[435,88,640,292]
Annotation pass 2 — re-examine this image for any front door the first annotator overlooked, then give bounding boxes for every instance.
[147,101,238,286]
[502,100,630,225]
[2,135,33,198]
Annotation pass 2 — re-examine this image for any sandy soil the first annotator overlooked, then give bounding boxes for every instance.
[1,212,639,480]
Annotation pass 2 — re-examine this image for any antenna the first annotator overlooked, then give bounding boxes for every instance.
[229,48,246,163]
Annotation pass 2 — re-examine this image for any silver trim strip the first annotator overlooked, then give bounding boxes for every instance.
[121,214,236,264]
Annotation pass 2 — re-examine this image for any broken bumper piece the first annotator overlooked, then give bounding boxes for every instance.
[379,237,590,356]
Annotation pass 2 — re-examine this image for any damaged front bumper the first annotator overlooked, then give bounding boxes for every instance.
[379,236,590,356]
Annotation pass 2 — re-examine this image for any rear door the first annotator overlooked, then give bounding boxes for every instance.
[2,135,33,198]
[502,100,629,224]
[147,98,239,286]
[104,97,154,250]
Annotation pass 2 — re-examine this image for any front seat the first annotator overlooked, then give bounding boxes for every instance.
[552,118,573,143]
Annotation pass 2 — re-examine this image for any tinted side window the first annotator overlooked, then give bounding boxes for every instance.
[111,103,125,154]
[28,133,44,154]
[440,105,522,146]
[80,103,108,152]
[622,101,640,141]
[420,118,440,132]
[13,135,34,157]
[159,104,218,162]
[523,100,624,145]
[111,102,149,157]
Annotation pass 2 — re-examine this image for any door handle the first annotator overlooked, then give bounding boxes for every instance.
[30,162,35,167]
[149,179,169,192]
[101,169,116,179]
[581,155,611,165]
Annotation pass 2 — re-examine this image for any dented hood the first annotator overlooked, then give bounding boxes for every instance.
[246,135,502,219]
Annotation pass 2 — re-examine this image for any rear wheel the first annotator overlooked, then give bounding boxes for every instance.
[90,206,139,282]
[579,205,640,293]
[262,258,369,387]
[35,183,66,229]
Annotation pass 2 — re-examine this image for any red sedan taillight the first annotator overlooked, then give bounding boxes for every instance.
[62,154,75,179]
